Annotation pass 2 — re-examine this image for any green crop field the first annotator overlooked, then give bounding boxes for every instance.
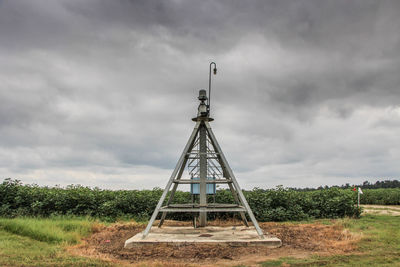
[3,179,399,223]
[1,179,366,221]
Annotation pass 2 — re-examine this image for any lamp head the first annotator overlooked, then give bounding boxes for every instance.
[213,67,217,75]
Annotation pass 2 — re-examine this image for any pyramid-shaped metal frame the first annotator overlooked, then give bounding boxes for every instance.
[142,118,264,239]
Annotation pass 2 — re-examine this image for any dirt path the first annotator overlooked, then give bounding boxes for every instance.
[361,205,400,216]
[68,220,359,267]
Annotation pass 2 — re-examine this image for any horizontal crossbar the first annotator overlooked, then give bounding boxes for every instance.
[159,207,247,212]
[168,203,240,208]
[187,157,219,160]
[173,179,232,184]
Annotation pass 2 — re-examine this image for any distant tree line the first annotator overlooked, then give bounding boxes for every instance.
[359,180,400,189]
[288,179,400,191]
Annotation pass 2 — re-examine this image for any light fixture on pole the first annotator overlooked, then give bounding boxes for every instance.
[208,62,217,116]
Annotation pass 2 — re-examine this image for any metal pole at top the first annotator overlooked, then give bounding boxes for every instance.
[208,62,217,116]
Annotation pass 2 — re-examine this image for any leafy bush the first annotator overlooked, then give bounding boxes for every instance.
[359,188,400,205]
[0,178,370,221]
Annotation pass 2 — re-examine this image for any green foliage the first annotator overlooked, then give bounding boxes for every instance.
[359,188,400,205]
[0,217,111,266]
[245,186,361,221]
[0,217,94,244]
[0,178,372,221]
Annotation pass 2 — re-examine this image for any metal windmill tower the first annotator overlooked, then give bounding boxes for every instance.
[142,62,264,239]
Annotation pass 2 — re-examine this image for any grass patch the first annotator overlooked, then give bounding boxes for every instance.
[363,207,400,212]
[0,217,99,244]
[0,217,111,266]
[261,214,400,266]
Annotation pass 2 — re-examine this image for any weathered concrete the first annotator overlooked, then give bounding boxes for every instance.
[124,226,282,248]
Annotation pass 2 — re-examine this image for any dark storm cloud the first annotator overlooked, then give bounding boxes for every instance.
[0,0,399,189]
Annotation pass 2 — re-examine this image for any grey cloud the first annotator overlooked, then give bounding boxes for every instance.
[0,0,399,189]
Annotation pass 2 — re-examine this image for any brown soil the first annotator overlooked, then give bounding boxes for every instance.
[68,220,359,267]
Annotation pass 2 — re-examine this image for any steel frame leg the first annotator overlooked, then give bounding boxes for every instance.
[142,122,201,239]
[227,182,249,227]
[222,167,248,226]
[158,137,196,227]
[157,162,186,227]
[205,121,264,239]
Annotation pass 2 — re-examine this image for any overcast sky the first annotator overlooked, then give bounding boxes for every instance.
[1,0,399,190]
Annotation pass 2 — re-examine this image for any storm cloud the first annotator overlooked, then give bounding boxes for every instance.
[1,0,399,189]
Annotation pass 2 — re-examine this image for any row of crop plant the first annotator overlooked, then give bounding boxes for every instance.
[3,179,398,221]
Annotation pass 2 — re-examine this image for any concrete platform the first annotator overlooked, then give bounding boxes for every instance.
[124,226,282,248]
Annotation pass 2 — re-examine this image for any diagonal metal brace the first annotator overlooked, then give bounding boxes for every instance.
[142,121,201,238]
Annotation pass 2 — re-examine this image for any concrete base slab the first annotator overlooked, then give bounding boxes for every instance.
[124,226,281,248]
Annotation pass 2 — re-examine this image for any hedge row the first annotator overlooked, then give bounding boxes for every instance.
[359,188,400,205]
[0,179,364,221]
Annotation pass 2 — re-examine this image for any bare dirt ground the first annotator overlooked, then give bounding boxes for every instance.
[361,205,400,216]
[68,219,359,267]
